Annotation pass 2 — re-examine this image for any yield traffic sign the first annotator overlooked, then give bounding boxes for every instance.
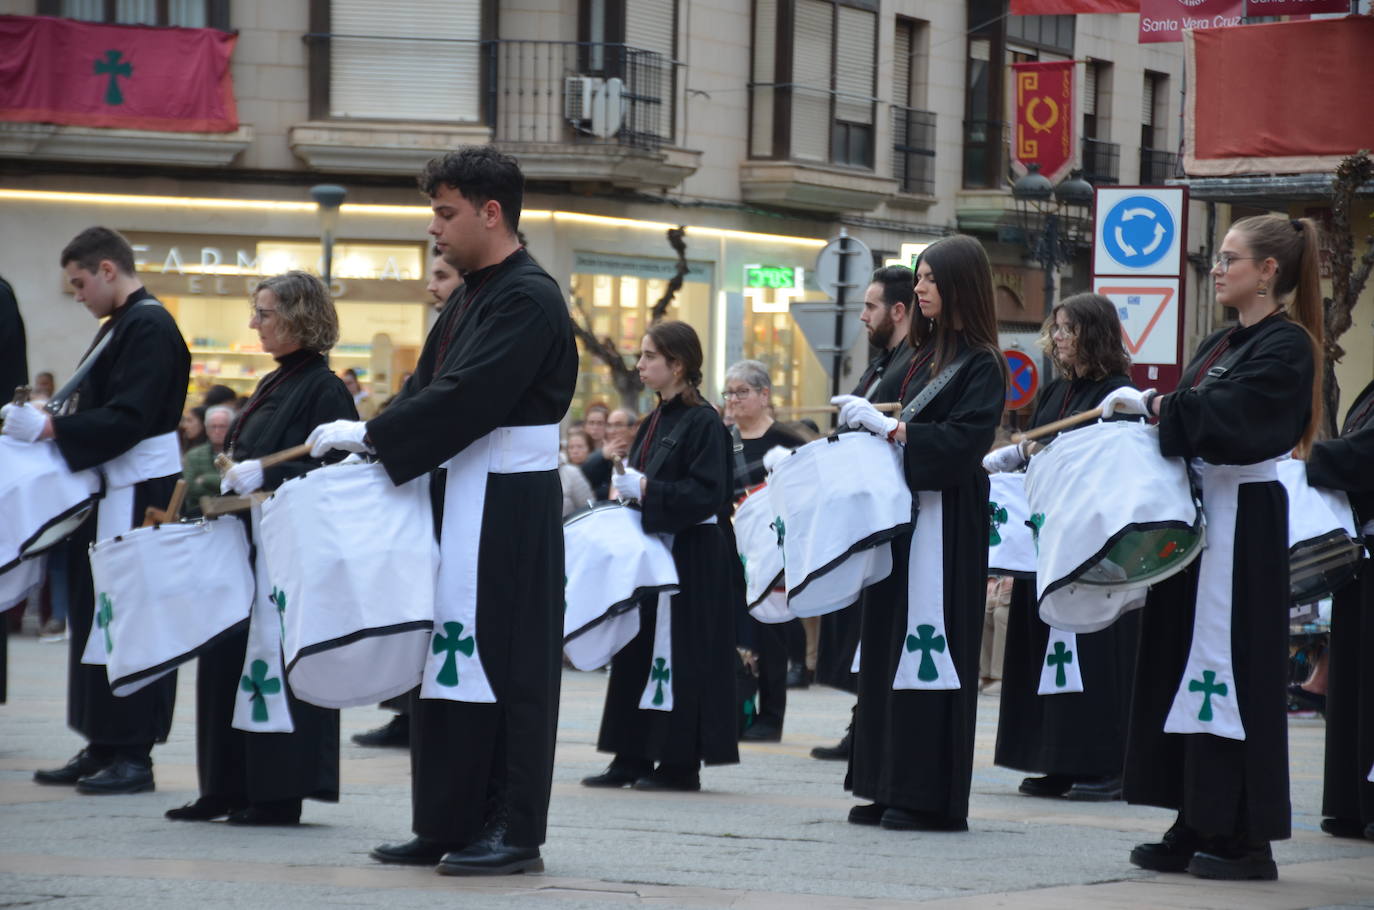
[1093,278,1181,366]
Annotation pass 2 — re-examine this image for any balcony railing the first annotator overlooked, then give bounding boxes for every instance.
[1140,147,1180,185]
[892,106,936,195]
[962,118,1006,189]
[1082,137,1120,186]
[748,83,878,169]
[304,34,678,151]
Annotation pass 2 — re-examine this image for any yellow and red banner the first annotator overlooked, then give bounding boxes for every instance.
[0,15,238,132]
[1011,60,1074,182]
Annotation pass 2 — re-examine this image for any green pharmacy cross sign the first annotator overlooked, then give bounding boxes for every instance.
[95,50,133,106]
[745,265,799,290]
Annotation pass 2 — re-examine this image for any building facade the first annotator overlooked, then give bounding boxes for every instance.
[2,0,1203,421]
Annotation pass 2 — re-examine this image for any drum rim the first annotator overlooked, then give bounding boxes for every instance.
[108,615,251,697]
[1040,517,1206,597]
[284,620,435,709]
[786,524,909,605]
[744,568,783,609]
[563,501,635,527]
[10,499,96,569]
[564,582,680,644]
[1288,531,1365,604]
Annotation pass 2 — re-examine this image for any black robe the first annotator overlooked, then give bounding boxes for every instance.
[366,248,577,849]
[817,339,917,692]
[596,395,740,767]
[1307,378,1374,827]
[847,341,1004,817]
[194,349,355,806]
[994,374,1142,778]
[1123,313,1313,842]
[52,288,190,748]
[0,275,26,704]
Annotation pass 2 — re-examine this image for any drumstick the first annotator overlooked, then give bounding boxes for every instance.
[1011,407,1105,444]
[215,442,315,476]
[200,492,268,517]
[141,479,187,527]
[612,455,625,475]
[779,402,902,415]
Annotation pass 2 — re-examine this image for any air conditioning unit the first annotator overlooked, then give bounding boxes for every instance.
[564,75,625,139]
[564,76,603,123]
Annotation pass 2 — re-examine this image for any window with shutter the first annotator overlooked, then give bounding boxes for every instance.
[1141,74,1155,126]
[834,6,874,125]
[625,0,676,140]
[1083,63,1096,117]
[791,0,832,163]
[894,20,912,109]
[329,0,481,122]
[751,0,778,157]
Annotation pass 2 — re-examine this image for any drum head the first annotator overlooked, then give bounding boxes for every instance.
[20,504,93,558]
[1077,525,1203,588]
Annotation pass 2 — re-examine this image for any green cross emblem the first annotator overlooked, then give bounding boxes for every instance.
[989,501,1009,546]
[433,621,474,687]
[94,50,133,106]
[1046,640,1074,688]
[96,593,114,652]
[1028,512,1046,553]
[1188,669,1228,722]
[649,656,671,706]
[904,623,945,683]
[240,659,281,723]
[270,587,286,636]
[770,516,786,567]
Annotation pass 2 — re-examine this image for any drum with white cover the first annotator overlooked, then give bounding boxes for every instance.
[767,432,913,617]
[1278,458,1363,605]
[563,503,678,671]
[0,436,100,573]
[1025,420,1203,633]
[89,518,254,696]
[261,461,436,709]
[987,471,1035,578]
[734,482,783,609]
[0,555,44,611]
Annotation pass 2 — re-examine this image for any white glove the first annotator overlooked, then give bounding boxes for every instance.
[220,459,264,495]
[831,395,899,438]
[613,465,646,502]
[0,402,48,443]
[982,443,1027,474]
[306,419,371,458]
[761,445,792,475]
[1097,386,1156,417]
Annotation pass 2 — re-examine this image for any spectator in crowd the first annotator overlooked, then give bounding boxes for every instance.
[980,575,1013,694]
[341,368,377,419]
[202,384,237,409]
[581,407,635,501]
[583,402,609,448]
[179,405,207,453]
[559,447,594,517]
[565,428,593,467]
[30,371,55,405]
[182,405,235,518]
[427,246,462,312]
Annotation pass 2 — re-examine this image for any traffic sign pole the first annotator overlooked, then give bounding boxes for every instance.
[831,232,850,403]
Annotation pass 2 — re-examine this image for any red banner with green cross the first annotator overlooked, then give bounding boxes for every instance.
[0,15,238,132]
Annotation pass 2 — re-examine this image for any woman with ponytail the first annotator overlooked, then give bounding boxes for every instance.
[583,320,740,791]
[1099,215,1322,881]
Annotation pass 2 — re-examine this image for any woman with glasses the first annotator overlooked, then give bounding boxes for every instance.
[722,360,804,742]
[166,271,357,827]
[983,293,1139,802]
[1099,215,1323,881]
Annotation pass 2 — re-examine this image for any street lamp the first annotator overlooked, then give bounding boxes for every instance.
[1011,165,1093,312]
[310,183,347,286]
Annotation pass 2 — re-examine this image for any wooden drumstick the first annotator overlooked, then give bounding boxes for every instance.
[612,455,625,475]
[142,479,188,527]
[215,442,315,476]
[780,402,902,416]
[1011,407,1105,444]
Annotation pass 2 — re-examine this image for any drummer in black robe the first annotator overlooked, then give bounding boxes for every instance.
[831,236,1005,831]
[1305,378,1374,840]
[813,266,917,760]
[986,293,1140,801]
[0,274,28,704]
[583,320,740,791]
[164,272,355,826]
[723,359,804,742]
[15,228,189,794]
[309,147,576,875]
[1110,214,1323,881]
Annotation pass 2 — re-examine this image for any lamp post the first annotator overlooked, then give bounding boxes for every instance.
[1010,164,1093,311]
[310,184,347,286]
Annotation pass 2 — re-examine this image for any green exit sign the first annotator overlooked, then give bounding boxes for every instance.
[744,264,799,290]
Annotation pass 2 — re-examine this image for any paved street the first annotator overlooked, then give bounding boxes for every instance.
[2,633,1372,909]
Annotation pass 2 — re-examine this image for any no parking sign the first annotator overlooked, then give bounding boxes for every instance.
[1004,349,1038,410]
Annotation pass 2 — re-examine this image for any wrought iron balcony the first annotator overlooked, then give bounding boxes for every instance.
[1081,137,1120,186]
[1139,147,1180,185]
[892,105,936,196]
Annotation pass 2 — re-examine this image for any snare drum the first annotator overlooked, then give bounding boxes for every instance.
[767,433,913,617]
[90,518,254,696]
[563,503,678,671]
[987,472,1035,578]
[261,462,436,709]
[1279,458,1363,604]
[733,483,783,609]
[1025,420,1203,633]
[0,437,99,573]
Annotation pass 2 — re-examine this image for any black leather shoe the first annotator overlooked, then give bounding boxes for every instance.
[847,802,887,826]
[75,759,154,795]
[166,796,243,821]
[1065,776,1123,802]
[581,758,651,788]
[352,714,409,748]
[370,836,460,866]
[1018,774,1075,798]
[437,842,543,876]
[880,807,969,832]
[741,722,782,742]
[1320,817,1366,839]
[1187,840,1277,881]
[632,766,700,792]
[34,748,107,786]
[1129,822,1205,873]
[785,666,813,689]
[811,731,851,761]
[227,800,302,826]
